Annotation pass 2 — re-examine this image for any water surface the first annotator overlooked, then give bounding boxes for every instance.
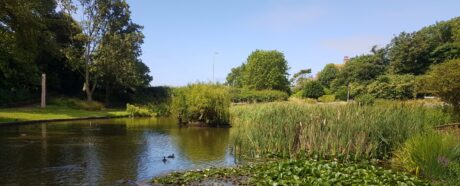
[0,118,234,185]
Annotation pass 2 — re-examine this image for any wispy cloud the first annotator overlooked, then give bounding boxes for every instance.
[320,35,388,55]
[250,4,325,31]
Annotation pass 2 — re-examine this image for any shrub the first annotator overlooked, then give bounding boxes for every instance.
[172,84,230,126]
[424,59,460,113]
[391,131,460,180]
[50,98,104,111]
[355,94,375,105]
[367,75,416,100]
[230,88,288,103]
[126,103,154,117]
[318,95,335,102]
[147,102,171,117]
[302,80,324,99]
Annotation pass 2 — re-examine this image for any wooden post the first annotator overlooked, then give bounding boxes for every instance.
[41,73,46,108]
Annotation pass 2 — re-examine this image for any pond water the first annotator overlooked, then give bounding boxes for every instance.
[0,118,235,185]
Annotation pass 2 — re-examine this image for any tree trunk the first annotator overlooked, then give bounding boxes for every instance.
[85,45,93,102]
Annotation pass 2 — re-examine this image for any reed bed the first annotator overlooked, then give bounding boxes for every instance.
[230,101,452,161]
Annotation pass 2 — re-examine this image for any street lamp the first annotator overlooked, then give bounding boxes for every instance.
[213,52,219,83]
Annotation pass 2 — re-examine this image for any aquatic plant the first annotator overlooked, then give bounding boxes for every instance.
[152,159,428,185]
[391,131,460,181]
[230,101,452,160]
[172,84,230,126]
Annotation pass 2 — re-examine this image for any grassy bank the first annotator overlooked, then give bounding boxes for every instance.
[153,159,428,185]
[0,105,128,123]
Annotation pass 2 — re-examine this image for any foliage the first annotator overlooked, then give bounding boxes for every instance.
[172,84,230,126]
[391,131,460,180]
[229,88,288,103]
[423,59,460,113]
[388,17,460,75]
[0,0,83,105]
[126,103,154,117]
[317,63,339,88]
[230,102,451,160]
[227,50,290,93]
[318,95,336,102]
[225,64,245,87]
[301,80,324,99]
[367,74,416,99]
[153,159,428,185]
[355,94,376,105]
[334,53,387,86]
[49,97,104,111]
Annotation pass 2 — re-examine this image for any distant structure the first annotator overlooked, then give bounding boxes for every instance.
[343,56,350,64]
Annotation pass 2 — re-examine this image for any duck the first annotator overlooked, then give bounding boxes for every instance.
[162,156,167,163]
[167,153,175,159]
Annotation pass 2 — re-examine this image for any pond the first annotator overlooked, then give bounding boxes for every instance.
[0,118,235,185]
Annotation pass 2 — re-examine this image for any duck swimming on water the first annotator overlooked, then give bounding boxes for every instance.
[167,153,175,159]
[162,156,167,163]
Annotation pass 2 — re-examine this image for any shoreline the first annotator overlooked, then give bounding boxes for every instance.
[0,115,131,126]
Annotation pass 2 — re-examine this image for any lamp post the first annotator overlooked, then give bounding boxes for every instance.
[213,52,219,83]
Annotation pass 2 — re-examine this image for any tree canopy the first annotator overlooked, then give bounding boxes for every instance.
[226,50,290,93]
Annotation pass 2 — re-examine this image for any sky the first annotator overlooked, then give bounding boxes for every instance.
[125,0,460,86]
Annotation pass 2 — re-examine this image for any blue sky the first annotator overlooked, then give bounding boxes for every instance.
[125,0,460,86]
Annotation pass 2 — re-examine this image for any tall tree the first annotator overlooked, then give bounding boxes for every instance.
[94,0,151,104]
[242,50,290,92]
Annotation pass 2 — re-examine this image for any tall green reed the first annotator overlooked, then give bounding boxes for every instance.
[231,101,452,161]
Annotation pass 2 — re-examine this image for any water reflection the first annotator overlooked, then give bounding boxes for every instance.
[0,118,234,185]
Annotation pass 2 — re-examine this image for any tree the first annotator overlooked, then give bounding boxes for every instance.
[59,0,112,101]
[290,68,311,93]
[317,64,339,88]
[424,59,460,113]
[366,74,416,99]
[302,80,324,99]
[226,63,245,87]
[93,0,151,104]
[0,0,83,104]
[242,50,290,92]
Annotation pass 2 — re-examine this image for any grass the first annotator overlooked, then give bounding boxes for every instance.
[0,105,128,123]
[230,101,452,161]
[152,159,428,185]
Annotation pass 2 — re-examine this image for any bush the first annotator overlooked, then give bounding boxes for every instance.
[424,59,460,113]
[230,88,288,103]
[50,97,104,111]
[391,131,460,180]
[318,95,335,102]
[172,84,230,126]
[147,102,171,117]
[355,94,375,105]
[302,80,324,99]
[367,75,416,100]
[126,103,154,117]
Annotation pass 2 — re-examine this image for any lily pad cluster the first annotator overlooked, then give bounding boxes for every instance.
[152,159,428,185]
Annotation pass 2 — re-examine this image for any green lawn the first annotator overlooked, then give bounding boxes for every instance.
[0,105,128,123]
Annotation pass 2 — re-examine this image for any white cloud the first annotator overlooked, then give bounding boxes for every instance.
[251,4,325,31]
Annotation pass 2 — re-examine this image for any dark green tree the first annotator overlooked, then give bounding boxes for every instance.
[94,0,151,104]
[317,63,339,88]
[302,80,324,99]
